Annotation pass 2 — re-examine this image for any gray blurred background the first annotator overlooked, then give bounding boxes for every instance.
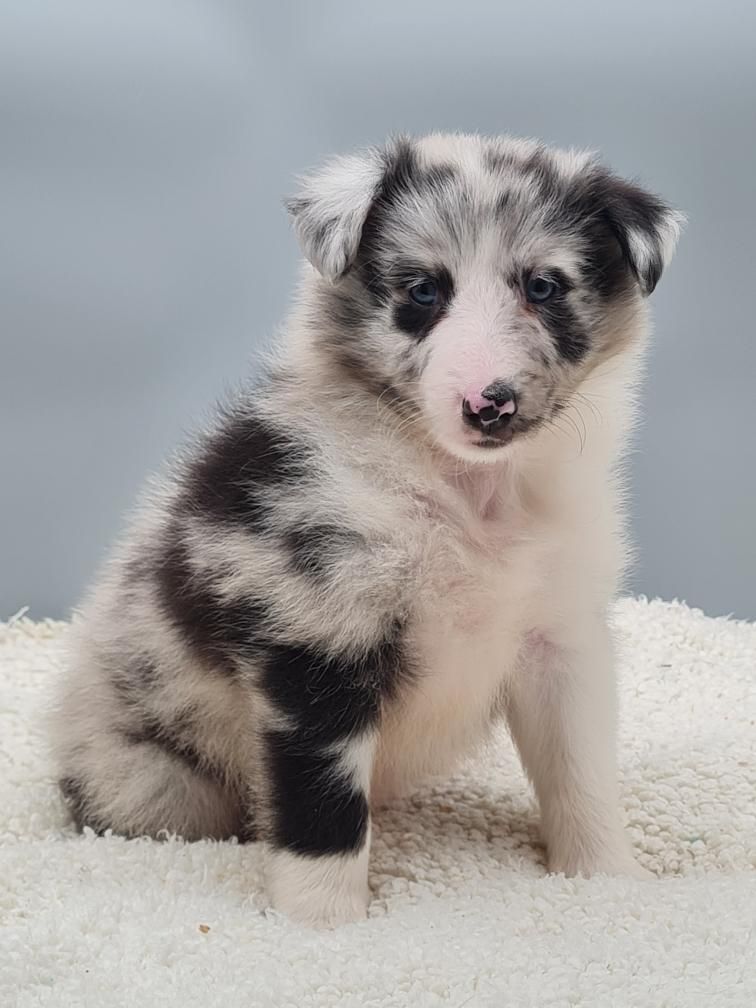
[1,0,755,620]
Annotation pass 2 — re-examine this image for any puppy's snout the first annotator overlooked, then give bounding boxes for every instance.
[462,381,517,433]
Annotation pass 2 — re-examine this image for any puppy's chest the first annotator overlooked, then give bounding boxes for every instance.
[408,488,545,648]
[373,502,545,800]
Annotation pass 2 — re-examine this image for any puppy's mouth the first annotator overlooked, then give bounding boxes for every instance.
[465,414,541,452]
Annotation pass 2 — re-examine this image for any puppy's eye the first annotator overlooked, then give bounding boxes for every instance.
[525,275,558,304]
[408,280,440,307]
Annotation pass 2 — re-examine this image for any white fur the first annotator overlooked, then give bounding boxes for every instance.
[288,150,384,279]
[265,837,372,929]
[333,731,377,796]
[626,209,685,290]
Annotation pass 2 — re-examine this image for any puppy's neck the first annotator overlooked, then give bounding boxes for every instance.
[444,461,512,522]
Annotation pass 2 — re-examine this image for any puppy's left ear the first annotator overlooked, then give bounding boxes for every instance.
[286,148,385,281]
[599,171,684,295]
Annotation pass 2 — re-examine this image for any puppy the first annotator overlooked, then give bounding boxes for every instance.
[53,133,681,927]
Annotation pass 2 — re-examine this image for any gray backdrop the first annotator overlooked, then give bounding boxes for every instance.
[2,1,755,620]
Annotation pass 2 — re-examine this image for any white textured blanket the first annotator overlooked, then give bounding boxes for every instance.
[1,598,755,1007]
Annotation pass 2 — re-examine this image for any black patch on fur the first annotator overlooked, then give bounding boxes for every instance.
[600,174,671,294]
[551,173,631,299]
[541,267,574,296]
[181,410,307,531]
[558,167,673,298]
[155,527,269,675]
[259,623,404,855]
[264,729,369,856]
[537,295,590,363]
[513,266,589,360]
[580,218,629,299]
[392,266,455,341]
[284,523,364,579]
[392,301,440,341]
[519,266,589,361]
[259,622,404,745]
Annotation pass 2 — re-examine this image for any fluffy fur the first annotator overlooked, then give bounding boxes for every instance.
[52,132,682,927]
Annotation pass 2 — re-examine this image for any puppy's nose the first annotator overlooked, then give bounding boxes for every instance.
[462,382,518,431]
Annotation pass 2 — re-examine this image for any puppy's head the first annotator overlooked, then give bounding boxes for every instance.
[288,134,682,462]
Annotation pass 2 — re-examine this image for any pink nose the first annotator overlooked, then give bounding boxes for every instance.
[462,381,517,417]
[461,381,518,437]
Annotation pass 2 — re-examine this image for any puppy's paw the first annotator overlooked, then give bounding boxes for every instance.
[548,845,652,880]
[266,847,370,929]
[271,883,369,929]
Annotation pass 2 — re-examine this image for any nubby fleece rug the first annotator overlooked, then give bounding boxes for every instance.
[1,598,755,1007]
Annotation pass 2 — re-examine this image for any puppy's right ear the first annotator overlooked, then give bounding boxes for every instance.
[286,148,386,282]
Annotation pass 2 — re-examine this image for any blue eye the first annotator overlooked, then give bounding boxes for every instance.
[408,280,439,306]
[525,275,558,304]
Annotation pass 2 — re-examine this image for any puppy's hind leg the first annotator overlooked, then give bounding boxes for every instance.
[59,728,245,842]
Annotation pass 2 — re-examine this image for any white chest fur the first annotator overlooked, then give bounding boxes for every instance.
[371,472,549,805]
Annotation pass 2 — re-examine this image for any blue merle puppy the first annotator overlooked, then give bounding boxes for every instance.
[53,133,681,927]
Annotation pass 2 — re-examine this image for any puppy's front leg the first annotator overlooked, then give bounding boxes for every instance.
[259,709,376,928]
[506,619,647,878]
